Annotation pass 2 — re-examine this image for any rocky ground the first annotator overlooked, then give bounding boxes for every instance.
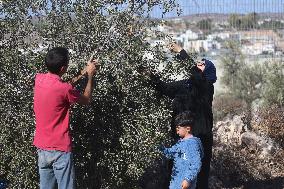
[210,114,284,189]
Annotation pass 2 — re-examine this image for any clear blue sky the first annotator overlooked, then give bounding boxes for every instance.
[150,0,284,18]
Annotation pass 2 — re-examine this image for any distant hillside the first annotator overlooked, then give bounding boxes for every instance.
[166,13,284,22]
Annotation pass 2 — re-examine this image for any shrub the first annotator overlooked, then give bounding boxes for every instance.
[252,105,284,148]
[212,141,284,188]
[213,93,247,122]
[261,61,284,106]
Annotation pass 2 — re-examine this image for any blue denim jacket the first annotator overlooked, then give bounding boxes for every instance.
[161,137,204,189]
[0,180,8,189]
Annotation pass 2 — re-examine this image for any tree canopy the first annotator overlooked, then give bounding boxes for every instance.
[228,13,259,30]
[0,1,195,188]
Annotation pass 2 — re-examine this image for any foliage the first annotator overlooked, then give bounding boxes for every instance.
[228,12,259,30]
[0,1,193,188]
[228,14,242,29]
[220,41,245,89]
[220,40,284,109]
[219,40,274,129]
[261,60,284,106]
[213,93,247,122]
[260,20,284,30]
[252,105,284,148]
[196,18,212,31]
[220,41,264,106]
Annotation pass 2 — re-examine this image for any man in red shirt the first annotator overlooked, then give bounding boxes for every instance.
[33,47,97,189]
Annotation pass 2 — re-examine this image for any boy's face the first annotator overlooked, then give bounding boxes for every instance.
[59,64,69,76]
[176,125,191,138]
[63,56,70,73]
[59,57,69,76]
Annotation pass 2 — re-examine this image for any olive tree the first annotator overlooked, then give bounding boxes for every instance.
[220,41,264,127]
[261,60,284,106]
[0,1,194,188]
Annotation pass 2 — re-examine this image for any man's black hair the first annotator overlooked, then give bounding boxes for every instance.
[174,111,195,128]
[45,47,69,74]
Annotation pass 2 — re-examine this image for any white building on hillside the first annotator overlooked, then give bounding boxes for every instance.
[185,39,221,53]
[172,29,203,49]
[241,42,275,55]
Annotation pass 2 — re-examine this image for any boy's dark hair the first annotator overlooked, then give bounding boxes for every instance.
[45,47,69,74]
[174,111,194,128]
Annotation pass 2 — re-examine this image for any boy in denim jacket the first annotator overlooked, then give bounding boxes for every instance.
[161,111,204,189]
